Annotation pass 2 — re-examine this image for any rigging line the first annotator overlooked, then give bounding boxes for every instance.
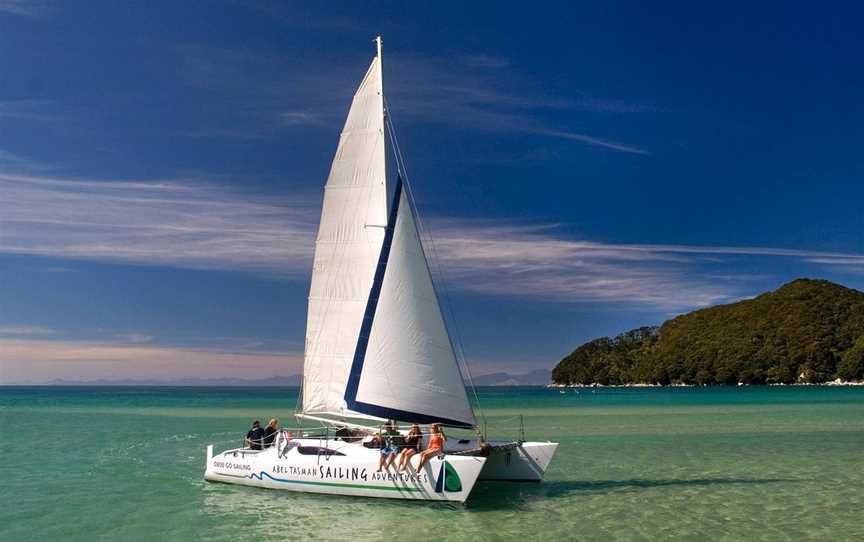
[385,120,484,426]
[384,106,484,428]
[382,96,486,431]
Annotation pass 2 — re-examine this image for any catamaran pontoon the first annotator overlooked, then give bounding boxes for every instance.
[204,37,557,503]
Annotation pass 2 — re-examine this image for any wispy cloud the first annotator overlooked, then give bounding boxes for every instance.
[0,100,57,120]
[170,44,353,139]
[278,110,328,127]
[425,220,864,308]
[460,54,511,69]
[385,54,651,154]
[4,160,863,308]
[428,222,730,308]
[169,44,651,154]
[0,325,54,336]
[804,256,864,266]
[0,170,317,275]
[536,129,651,155]
[0,338,303,383]
[0,149,55,172]
[114,334,154,344]
[0,0,48,17]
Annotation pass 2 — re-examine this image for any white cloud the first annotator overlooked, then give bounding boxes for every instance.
[278,110,327,126]
[0,338,303,383]
[3,165,864,309]
[460,54,511,69]
[0,100,57,120]
[804,256,864,266]
[536,129,650,155]
[427,222,729,308]
[0,0,47,17]
[114,334,154,344]
[0,171,317,275]
[0,149,55,172]
[424,220,864,308]
[0,325,54,336]
[169,44,651,154]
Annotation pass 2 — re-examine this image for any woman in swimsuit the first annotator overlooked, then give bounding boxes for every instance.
[415,423,445,470]
[397,424,422,472]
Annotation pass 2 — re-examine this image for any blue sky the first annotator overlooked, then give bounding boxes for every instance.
[2,1,864,383]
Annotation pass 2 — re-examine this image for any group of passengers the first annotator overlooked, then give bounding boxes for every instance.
[372,420,445,472]
[242,417,448,471]
[244,418,279,450]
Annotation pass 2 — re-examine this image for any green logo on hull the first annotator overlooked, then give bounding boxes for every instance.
[443,461,462,492]
[435,460,463,493]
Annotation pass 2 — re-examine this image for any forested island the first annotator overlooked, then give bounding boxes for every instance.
[552,279,864,386]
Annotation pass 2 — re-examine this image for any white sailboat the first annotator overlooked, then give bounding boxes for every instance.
[204,37,557,503]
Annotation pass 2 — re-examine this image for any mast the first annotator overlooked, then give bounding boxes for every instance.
[302,37,475,429]
[301,36,388,420]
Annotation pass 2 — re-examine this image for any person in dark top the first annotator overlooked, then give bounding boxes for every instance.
[377,419,401,472]
[262,418,279,448]
[397,424,423,472]
[245,420,265,450]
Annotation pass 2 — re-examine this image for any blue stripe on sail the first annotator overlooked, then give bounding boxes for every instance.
[343,176,402,411]
[343,176,473,429]
[346,400,474,429]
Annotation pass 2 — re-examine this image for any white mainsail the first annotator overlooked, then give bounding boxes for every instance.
[302,40,475,428]
[302,53,387,417]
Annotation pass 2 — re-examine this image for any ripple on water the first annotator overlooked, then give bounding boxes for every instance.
[2,386,863,541]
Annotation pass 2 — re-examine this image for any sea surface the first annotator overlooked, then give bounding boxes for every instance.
[2,386,863,541]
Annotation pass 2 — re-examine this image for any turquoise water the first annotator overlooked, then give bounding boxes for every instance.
[2,386,863,541]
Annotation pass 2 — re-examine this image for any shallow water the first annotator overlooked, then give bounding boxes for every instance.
[2,386,862,541]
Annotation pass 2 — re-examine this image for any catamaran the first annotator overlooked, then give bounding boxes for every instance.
[204,37,557,503]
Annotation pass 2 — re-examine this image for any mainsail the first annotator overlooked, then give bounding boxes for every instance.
[301,40,475,428]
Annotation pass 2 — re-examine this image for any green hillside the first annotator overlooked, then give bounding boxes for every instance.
[552,279,864,385]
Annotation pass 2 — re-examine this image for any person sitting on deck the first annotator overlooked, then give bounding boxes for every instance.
[262,418,279,448]
[377,419,401,472]
[397,424,423,472]
[245,420,265,450]
[415,423,445,470]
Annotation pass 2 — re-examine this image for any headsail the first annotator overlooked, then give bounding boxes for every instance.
[344,177,476,428]
[302,38,475,428]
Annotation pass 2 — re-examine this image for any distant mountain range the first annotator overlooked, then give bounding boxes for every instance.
[471,369,551,386]
[26,375,304,387]
[10,370,552,387]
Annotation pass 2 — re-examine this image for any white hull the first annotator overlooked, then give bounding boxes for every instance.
[204,438,486,503]
[479,442,558,482]
[204,438,557,502]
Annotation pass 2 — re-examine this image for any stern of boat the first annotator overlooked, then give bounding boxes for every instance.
[204,444,214,480]
[479,441,558,482]
[434,454,487,503]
